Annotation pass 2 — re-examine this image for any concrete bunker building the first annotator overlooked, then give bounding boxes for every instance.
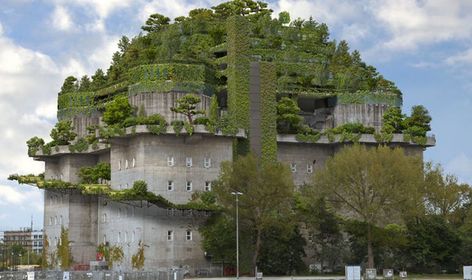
[18,13,434,273]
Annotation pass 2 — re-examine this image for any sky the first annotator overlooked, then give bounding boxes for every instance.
[0,0,472,230]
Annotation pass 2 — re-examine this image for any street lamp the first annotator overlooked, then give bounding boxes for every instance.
[231,191,243,279]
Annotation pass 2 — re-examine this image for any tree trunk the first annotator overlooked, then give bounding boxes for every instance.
[252,229,262,275]
[367,223,374,268]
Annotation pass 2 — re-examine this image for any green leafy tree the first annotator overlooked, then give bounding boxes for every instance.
[278,11,290,25]
[141,13,170,32]
[297,195,348,271]
[423,163,471,222]
[276,97,302,134]
[404,105,432,137]
[213,154,295,270]
[171,94,205,124]
[91,68,107,90]
[312,145,423,268]
[382,106,405,133]
[26,136,45,156]
[200,214,236,264]
[78,75,91,91]
[212,0,272,19]
[406,215,461,273]
[60,76,78,94]
[50,120,77,145]
[78,162,111,184]
[103,96,133,126]
[57,227,72,269]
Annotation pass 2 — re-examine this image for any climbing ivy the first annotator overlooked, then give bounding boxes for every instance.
[131,241,145,270]
[227,15,250,131]
[259,62,277,163]
[57,227,72,270]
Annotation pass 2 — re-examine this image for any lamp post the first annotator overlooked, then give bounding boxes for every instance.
[231,191,243,279]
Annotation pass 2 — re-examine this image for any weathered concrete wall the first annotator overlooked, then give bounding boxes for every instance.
[98,200,210,271]
[128,92,210,124]
[45,155,98,183]
[71,113,101,138]
[43,190,70,265]
[277,142,335,186]
[110,134,233,204]
[333,104,389,130]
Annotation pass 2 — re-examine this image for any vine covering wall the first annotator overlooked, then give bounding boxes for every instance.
[259,62,277,163]
[226,15,250,131]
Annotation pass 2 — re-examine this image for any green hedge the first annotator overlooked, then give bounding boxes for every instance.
[128,81,214,95]
[128,63,210,83]
[57,91,95,110]
[337,90,402,106]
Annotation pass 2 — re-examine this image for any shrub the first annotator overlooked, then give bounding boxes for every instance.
[50,120,77,145]
[27,137,45,156]
[103,96,133,126]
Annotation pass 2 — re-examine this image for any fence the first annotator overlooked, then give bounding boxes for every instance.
[0,270,169,280]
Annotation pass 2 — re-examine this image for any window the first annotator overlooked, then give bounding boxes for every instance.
[132,231,135,243]
[103,234,107,243]
[204,158,211,168]
[118,207,122,218]
[204,181,212,191]
[167,156,175,167]
[102,213,107,223]
[307,164,313,173]
[118,160,121,170]
[125,232,128,243]
[290,163,297,173]
[167,181,174,191]
[54,216,57,225]
[125,159,129,169]
[132,158,136,168]
[186,157,193,167]
[59,215,63,225]
[186,230,192,241]
[117,232,121,243]
[49,217,52,226]
[186,181,193,192]
[167,230,173,241]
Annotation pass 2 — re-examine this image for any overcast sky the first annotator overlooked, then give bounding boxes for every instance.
[1,0,472,230]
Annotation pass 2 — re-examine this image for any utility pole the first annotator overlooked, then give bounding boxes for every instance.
[231,191,243,279]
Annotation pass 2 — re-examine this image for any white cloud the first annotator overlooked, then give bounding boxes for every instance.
[445,48,472,65]
[139,0,224,22]
[371,0,472,51]
[51,5,73,31]
[0,185,43,212]
[446,154,472,184]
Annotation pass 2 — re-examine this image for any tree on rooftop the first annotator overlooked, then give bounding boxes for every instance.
[103,96,133,126]
[141,13,170,33]
[403,105,432,137]
[91,68,107,90]
[382,106,405,133]
[276,97,302,134]
[60,76,77,94]
[50,120,77,145]
[311,145,424,268]
[171,94,205,124]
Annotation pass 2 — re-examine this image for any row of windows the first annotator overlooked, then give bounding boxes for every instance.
[167,181,212,192]
[48,216,63,226]
[290,162,315,174]
[117,157,212,170]
[167,230,192,241]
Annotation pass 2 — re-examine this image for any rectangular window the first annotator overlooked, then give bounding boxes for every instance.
[290,163,297,173]
[204,181,212,191]
[186,157,192,167]
[167,156,175,167]
[186,181,193,192]
[186,230,192,241]
[307,164,313,173]
[125,159,129,169]
[204,157,211,168]
[167,181,174,191]
[167,230,173,241]
[118,160,121,170]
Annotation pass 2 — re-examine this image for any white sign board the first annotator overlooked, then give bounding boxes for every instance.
[345,266,361,280]
[383,269,394,279]
[63,271,70,280]
[464,266,472,280]
[399,271,408,278]
[27,271,35,280]
[366,269,377,280]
